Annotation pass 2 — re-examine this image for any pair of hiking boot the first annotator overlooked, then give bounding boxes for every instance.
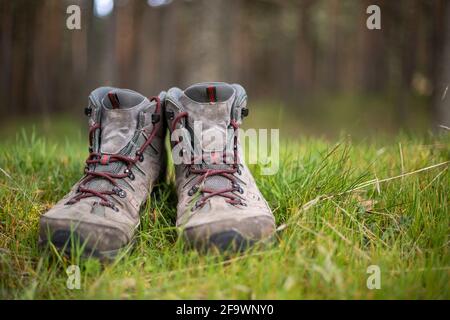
[39,82,275,259]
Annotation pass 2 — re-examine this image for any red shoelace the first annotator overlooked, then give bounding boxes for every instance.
[171,113,245,210]
[66,96,162,211]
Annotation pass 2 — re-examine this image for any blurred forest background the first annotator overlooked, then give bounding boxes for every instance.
[0,0,449,139]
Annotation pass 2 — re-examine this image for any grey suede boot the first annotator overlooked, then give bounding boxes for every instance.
[39,87,166,259]
[165,82,275,251]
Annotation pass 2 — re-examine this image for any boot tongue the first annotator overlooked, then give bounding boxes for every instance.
[100,89,149,155]
[181,84,237,192]
[182,83,236,155]
[84,88,150,196]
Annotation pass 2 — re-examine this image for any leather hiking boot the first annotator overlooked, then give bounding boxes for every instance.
[165,82,276,251]
[39,87,166,259]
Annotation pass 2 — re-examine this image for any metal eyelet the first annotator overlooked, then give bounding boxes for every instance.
[188,185,198,196]
[136,151,144,162]
[166,110,174,120]
[232,183,243,193]
[84,106,92,117]
[241,108,249,118]
[151,113,161,124]
[124,168,135,180]
[113,186,127,198]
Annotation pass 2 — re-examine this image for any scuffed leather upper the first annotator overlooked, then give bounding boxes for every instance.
[165,82,274,231]
[40,87,166,251]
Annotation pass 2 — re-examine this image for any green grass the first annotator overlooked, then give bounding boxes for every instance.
[0,121,448,299]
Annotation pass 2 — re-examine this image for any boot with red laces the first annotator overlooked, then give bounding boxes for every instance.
[165,82,275,251]
[39,87,166,259]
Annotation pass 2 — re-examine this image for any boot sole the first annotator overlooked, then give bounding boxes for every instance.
[184,229,275,253]
[183,216,276,253]
[208,230,258,252]
[38,230,134,261]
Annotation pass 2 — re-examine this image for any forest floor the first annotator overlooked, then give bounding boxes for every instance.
[0,119,449,299]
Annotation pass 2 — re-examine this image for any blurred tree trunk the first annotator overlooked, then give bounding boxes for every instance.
[70,0,89,107]
[324,0,340,91]
[158,2,181,90]
[115,1,140,88]
[182,0,228,85]
[360,0,387,93]
[136,3,159,93]
[396,0,419,124]
[10,0,39,116]
[432,0,450,127]
[32,1,65,117]
[226,0,243,82]
[87,1,115,88]
[0,0,13,116]
[294,0,315,98]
